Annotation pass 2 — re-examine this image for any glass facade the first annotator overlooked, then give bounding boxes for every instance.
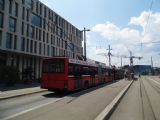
[9,17,16,32]
[0,0,82,80]
[31,13,41,27]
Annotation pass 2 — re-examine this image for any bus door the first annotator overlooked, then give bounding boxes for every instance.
[98,65,103,84]
[73,65,82,90]
[90,67,96,86]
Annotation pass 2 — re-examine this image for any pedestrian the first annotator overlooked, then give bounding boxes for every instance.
[139,73,141,78]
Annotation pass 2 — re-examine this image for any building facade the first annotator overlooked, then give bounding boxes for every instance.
[0,0,83,80]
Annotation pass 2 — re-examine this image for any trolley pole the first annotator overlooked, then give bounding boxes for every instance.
[83,27,90,61]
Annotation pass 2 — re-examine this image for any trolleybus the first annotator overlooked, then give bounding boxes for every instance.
[41,57,116,91]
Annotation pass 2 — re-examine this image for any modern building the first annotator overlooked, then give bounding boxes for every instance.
[0,0,83,80]
[133,65,152,75]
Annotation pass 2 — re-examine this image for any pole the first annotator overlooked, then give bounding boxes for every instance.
[151,56,153,68]
[82,27,90,61]
[84,27,86,61]
[121,56,122,67]
[107,45,112,67]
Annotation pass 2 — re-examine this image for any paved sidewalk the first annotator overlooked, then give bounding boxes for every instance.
[0,84,47,100]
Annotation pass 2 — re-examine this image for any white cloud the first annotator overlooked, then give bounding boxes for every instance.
[89,11,160,67]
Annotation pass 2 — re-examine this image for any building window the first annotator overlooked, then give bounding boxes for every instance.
[27,0,33,9]
[51,34,53,44]
[27,24,29,36]
[14,35,17,50]
[0,0,4,10]
[6,33,12,49]
[22,7,25,20]
[39,42,42,54]
[44,7,46,17]
[22,0,25,4]
[40,3,42,14]
[26,39,29,52]
[47,45,50,56]
[30,40,33,52]
[36,1,38,13]
[15,2,18,17]
[9,0,12,14]
[0,31,2,46]
[43,19,46,29]
[43,44,45,55]
[21,37,25,51]
[31,13,41,27]
[47,32,49,43]
[48,21,50,31]
[30,26,34,38]
[39,29,41,41]
[36,28,38,40]
[26,9,29,21]
[34,41,37,53]
[51,46,55,56]
[43,31,45,42]
[21,22,24,35]
[0,12,3,28]
[9,17,16,32]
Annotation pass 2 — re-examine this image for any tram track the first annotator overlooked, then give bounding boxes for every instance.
[140,78,156,120]
[145,77,160,95]
[109,77,158,120]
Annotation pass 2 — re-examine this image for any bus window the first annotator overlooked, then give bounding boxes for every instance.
[74,65,81,76]
[82,67,89,75]
[68,64,74,75]
[42,59,64,73]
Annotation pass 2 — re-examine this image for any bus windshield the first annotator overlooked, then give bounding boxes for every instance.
[42,59,64,73]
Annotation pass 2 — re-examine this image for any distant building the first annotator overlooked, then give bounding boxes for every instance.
[152,67,160,75]
[0,0,83,80]
[133,65,152,75]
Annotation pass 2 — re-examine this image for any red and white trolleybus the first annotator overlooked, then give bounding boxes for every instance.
[41,57,115,92]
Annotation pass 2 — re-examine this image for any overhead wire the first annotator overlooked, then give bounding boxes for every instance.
[141,0,154,49]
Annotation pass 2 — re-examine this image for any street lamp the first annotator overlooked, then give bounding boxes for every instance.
[82,27,90,61]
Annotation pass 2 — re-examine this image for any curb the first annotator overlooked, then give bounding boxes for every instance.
[95,80,134,120]
[0,89,47,100]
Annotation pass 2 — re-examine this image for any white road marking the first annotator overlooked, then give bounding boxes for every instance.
[2,98,63,120]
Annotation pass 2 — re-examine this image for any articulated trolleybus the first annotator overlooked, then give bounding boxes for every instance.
[41,57,115,92]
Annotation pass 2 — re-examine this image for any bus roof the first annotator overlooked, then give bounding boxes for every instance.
[43,57,109,68]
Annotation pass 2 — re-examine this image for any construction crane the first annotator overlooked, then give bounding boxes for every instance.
[109,50,142,67]
[97,45,112,67]
[124,50,142,66]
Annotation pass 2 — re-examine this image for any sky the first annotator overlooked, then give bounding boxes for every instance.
[40,0,160,67]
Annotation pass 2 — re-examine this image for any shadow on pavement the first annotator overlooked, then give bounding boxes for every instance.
[0,82,40,92]
[43,80,121,99]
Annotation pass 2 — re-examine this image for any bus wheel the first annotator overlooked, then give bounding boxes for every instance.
[84,81,89,89]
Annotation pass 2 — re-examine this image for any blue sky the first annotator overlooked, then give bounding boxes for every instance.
[40,0,160,67]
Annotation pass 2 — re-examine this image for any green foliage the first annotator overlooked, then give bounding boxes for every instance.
[0,66,20,86]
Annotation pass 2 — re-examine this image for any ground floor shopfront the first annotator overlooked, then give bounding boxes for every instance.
[0,50,43,82]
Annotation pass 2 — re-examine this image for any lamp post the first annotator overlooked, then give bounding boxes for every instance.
[82,27,90,61]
